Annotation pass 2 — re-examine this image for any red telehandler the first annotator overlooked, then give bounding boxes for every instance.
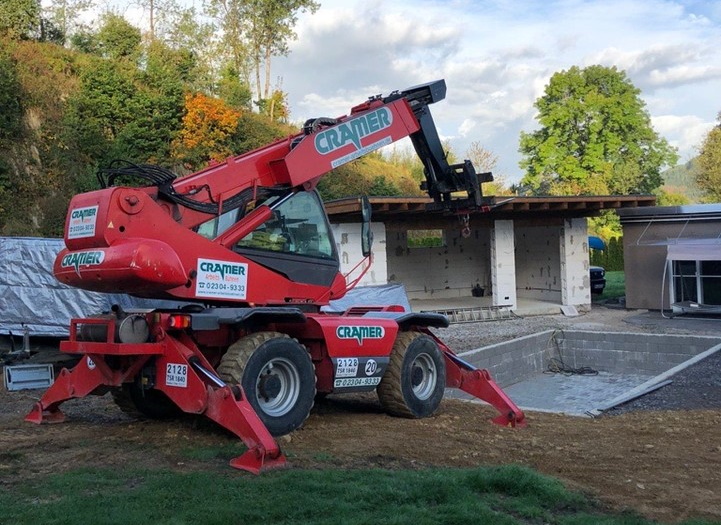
[26,80,525,473]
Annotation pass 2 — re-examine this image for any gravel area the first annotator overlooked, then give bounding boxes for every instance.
[431,305,721,414]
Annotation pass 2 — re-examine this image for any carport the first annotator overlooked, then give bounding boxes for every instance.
[327,194,655,315]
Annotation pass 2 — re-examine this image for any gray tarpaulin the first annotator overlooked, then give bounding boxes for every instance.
[0,237,187,337]
[0,237,410,337]
[325,284,411,313]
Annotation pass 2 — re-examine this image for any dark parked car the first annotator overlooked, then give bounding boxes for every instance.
[590,265,606,295]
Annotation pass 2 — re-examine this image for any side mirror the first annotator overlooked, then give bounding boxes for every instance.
[361,195,373,257]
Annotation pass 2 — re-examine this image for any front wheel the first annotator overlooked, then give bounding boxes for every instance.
[377,331,446,418]
[217,332,316,436]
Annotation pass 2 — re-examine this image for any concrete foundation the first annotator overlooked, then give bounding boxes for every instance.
[450,330,721,416]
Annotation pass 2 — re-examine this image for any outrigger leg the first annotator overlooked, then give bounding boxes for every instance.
[26,318,286,474]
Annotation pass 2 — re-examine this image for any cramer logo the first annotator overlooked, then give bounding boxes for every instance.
[199,260,246,279]
[60,250,105,272]
[314,107,392,155]
[70,207,97,221]
[336,325,385,345]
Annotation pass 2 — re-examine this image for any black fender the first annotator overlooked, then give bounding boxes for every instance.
[359,311,449,330]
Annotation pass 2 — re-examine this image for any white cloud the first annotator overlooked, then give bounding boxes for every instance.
[652,115,716,161]
[275,0,721,184]
[458,119,476,138]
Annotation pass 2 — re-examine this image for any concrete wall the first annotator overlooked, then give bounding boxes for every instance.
[559,331,721,375]
[332,216,592,309]
[457,331,554,387]
[515,223,562,302]
[331,222,387,287]
[385,223,491,300]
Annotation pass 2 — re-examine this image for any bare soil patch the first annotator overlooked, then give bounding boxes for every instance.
[2,307,720,524]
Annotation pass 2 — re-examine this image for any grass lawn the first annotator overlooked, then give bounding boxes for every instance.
[1,464,711,525]
[594,270,625,302]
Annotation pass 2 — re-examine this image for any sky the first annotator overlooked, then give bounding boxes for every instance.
[104,0,721,184]
[272,0,721,183]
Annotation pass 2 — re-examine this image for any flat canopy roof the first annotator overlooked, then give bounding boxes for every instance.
[325,195,656,222]
[618,203,721,221]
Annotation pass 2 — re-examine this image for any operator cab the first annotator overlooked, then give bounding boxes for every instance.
[197,190,340,287]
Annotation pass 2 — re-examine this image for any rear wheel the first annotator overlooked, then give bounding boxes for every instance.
[217,332,316,436]
[111,381,180,419]
[377,331,446,418]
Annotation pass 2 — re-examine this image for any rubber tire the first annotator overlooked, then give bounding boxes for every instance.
[111,382,180,419]
[377,331,446,418]
[217,332,316,436]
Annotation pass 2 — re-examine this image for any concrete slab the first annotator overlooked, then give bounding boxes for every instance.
[446,372,653,416]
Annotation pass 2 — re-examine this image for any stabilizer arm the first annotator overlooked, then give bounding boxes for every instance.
[420,329,526,427]
[443,352,526,427]
[25,320,286,474]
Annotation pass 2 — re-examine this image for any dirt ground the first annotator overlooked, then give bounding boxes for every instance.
[1,309,721,524]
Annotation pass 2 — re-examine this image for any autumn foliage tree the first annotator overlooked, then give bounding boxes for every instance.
[171,92,242,168]
[696,113,721,202]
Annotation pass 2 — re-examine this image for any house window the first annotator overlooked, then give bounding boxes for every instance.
[671,260,721,305]
[407,229,445,248]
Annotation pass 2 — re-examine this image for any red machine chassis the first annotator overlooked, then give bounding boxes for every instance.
[27,315,525,473]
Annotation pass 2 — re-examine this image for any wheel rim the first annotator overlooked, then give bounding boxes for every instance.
[410,352,437,400]
[254,357,300,417]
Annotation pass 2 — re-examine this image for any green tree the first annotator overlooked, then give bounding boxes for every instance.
[519,65,677,196]
[654,188,690,206]
[206,0,317,108]
[44,0,94,43]
[165,7,216,93]
[63,59,137,163]
[696,113,721,202]
[205,0,252,87]
[97,13,141,61]
[217,63,252,110]
[0,0,41,39]
[0,53,23,141]
[245,0,318,100]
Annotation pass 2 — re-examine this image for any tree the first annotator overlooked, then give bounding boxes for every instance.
[0,0,41,39]
[165,6,216,92]
[696,113,721,202]
[97,13,141,61]
[245,0,318,100]
[205,0,318,109]
[519,65,677,196]
[465,141,510,196]
[171,92,242,168]
[0,53,23,141]
[205,0,253,87]
[44,0,94,43]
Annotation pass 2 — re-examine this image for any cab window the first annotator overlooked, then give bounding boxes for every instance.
[235,191,334,259]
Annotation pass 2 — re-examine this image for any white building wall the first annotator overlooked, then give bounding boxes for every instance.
[331,222,387,287]
[491,220,516,307]
[560,218,591,307]
[515,223,562,302]
[385,224,491,300]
